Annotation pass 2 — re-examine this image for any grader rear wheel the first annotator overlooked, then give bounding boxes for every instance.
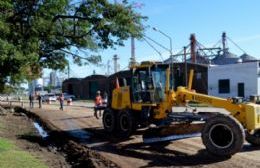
[202,114,245,157]
[246,129,260,146]
[118,110,135,138]
[103,109,116,133]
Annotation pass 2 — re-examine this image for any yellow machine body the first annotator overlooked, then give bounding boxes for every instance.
[111,61,260,131]
[112,86,157,111]
[175,86,260,131]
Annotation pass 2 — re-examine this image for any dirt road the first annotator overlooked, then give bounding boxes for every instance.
[4,101,260,168]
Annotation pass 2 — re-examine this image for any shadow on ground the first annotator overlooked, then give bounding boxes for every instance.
[93,140,231,167]
[18,125,260,168]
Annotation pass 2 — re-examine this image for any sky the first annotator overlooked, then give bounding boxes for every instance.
[47,0,260,78]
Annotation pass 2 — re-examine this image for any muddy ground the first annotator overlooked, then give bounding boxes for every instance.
[2,101,260,168]
[0,112,70,168]
[0,108,117,168]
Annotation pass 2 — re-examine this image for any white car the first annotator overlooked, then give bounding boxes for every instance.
[42,93,57,102]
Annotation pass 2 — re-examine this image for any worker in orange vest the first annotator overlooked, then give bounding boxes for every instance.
[94,91,103,119]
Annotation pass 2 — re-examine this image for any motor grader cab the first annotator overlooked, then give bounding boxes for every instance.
[102,61,260,157]
[131,63,168,103]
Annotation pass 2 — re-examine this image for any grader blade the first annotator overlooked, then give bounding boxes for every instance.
[143,122,204,143]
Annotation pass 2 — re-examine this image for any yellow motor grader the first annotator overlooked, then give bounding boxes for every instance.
[102,61,260,156]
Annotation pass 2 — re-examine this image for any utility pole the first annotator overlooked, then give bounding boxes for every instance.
[128,2,144,68]
[113,54,119,73]
[129,37,137,67]
[107,60,111,76]
[152,27,174,89]
[152,27,173,57]
[184,47,188,86]
[67,63,70,79]
[222,32,227,54]
[190,34,197,64]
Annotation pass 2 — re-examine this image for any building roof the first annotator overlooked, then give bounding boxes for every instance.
[163,57,179,64]
[178,62,209,68]
[240,53,258,62]
[63,78,82,83]
[82,74,107,81]
[108,70,131,80]
[211,50,239,65]
[186,54,210,65]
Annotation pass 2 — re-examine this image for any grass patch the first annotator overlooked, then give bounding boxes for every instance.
[0,137,47,168]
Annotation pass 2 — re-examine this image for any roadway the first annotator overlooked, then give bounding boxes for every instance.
[2,100,260,168]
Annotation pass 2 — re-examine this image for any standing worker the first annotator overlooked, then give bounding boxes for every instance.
[29,93,34,108]
[94,91,103,119]
[38,93,42,108]
[59,93,64,111]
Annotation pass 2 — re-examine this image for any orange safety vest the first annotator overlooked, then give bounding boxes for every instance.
[95,95,102,106]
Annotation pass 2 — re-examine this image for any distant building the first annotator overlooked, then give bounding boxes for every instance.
[47,71,65,89]
[163,59,209,94]
[62,78,82,98]
[211,50,239,65]
[49,71,57,87]
[62,53,259,100]
[56,77,65,88]
[62,63,208,100]
[240,53,258,63]
[43,77,50,87]
[208,61,260,99]
[62,75,108,99]
[171,63,208,94]
[81,75,107,99]
[187,53,211,65]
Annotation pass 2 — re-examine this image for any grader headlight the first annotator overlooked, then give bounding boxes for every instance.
[256,106,260,115]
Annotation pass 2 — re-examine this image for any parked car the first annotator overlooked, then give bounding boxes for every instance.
[63,93,76,100]
[42,93,57,102]
[0,96,4,101]
[55,93,76,100]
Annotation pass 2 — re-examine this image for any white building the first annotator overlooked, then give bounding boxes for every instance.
[208,61,260,99]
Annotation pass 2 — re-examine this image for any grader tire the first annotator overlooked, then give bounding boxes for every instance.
[103,109,116,133]
[202,114,245,157]
[118,110,135,138]
[246,129,260,146]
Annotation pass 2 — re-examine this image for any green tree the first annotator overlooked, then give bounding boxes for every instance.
[0,0,145,92]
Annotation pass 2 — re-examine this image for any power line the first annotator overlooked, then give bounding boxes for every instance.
[143,34,170,52]
[227,36,247,53]
[143,37,164,61]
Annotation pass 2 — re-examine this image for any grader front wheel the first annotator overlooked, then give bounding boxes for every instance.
[202,114,245,156]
